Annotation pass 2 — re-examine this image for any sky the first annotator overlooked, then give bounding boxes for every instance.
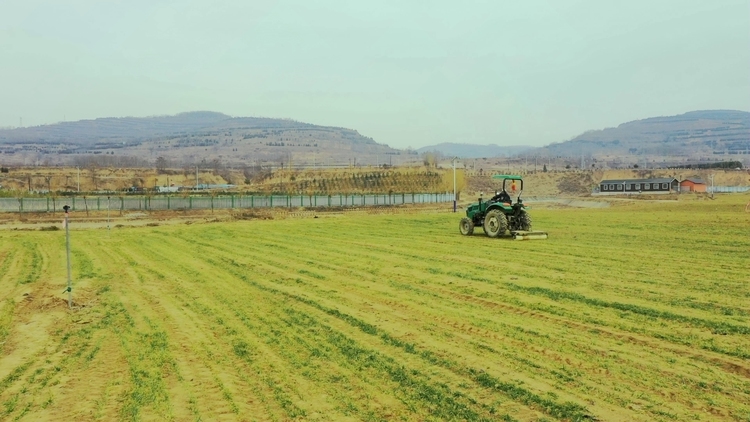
[1,0,748,149]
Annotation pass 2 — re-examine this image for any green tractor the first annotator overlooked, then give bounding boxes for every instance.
[459,175,548,240]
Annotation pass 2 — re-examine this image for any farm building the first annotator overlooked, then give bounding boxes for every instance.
[679,178,707,192]
[597,178,678,194]
[156,186,180,193]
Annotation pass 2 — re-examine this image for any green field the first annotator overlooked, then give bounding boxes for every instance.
[0,198,749,421]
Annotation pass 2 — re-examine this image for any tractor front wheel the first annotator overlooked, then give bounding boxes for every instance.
[459,218,474,235]
[483,210,508,238]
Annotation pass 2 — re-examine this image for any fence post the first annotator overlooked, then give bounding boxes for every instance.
[97,196,100,211]
[120,197,124,212]
[251,195,254,208]
[47,197,50,212]
[270,195,273,207]
[72,196,76,211]
[328,195,331,207]
[167,196,171,210]
[231,195,235,209]
[19,198,23,213]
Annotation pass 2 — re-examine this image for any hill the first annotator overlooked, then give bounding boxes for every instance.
[0,112,411,168]
[538,110,750,166]
[0,111,231,146]
[417,143,533,158]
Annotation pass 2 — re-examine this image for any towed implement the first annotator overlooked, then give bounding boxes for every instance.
[459,175,548,240]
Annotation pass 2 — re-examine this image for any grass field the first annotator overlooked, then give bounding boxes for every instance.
[0,197,749,421]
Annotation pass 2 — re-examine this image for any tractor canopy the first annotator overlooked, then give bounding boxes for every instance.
[491,174,524,194]
[491,174,523,181]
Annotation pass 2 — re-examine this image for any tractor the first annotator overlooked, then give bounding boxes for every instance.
[459,175,548,240]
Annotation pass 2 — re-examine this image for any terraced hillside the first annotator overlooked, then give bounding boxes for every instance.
[0,111,406,167]
[0,197,749,421]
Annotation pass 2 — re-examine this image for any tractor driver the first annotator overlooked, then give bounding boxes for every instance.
[491,190,512,204]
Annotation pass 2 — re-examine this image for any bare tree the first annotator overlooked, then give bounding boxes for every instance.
[43,175,53,193]
[155,156,168,174]
[421,151,441,168]
[88,163,99,191]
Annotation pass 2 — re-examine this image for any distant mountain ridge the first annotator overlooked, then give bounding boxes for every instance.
[2,109,747,168]
[416,143,533,158]
[0,111,402,167]
[540,110,750,159]
[0,111,315,146]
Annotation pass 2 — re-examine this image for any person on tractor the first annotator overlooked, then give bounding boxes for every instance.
[491,190,512,204]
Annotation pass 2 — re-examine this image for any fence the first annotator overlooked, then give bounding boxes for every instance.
[0,193,454,213]
[708,186,750,193]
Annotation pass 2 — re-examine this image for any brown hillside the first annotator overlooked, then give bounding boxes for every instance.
[0,166,467,196]
[1,164,747,198]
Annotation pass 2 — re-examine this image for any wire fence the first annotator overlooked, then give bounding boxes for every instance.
[0,193,454,213]
[708,186,750,193]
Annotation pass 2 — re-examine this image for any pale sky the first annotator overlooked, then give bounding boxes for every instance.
[1,0,748,148]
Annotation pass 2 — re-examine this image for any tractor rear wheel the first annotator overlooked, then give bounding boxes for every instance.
[459,218,474,235]
[483,210,508,238]
[513,210,532,231]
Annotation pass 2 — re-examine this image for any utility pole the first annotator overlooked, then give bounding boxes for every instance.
[63,205,72,309]
[107,196,111,233]
[452,157,458,212]
[709,174,715,198]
